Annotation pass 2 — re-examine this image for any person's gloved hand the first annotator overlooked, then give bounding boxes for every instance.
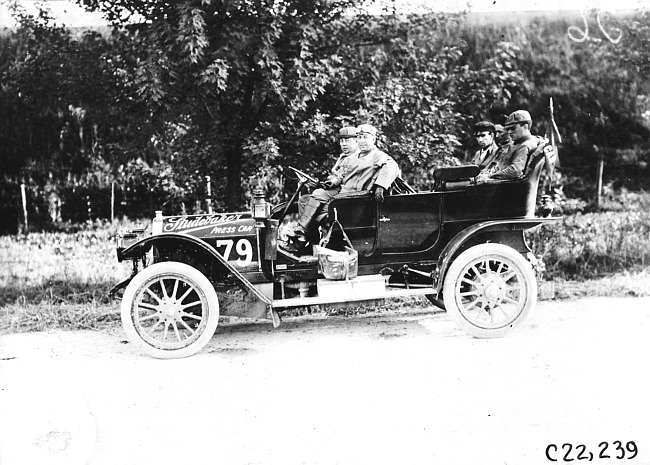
[374,186,385,202]
[323,176,337,189]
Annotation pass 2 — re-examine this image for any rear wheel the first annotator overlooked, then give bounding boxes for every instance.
[121,261,220,358]
[443,243,537,338]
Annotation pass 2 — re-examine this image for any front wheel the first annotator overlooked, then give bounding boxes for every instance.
[443,243,537,338]
[121,261,220,358]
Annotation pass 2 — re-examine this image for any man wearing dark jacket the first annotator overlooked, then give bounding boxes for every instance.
[470,121,499,171]
[480,110,538,181]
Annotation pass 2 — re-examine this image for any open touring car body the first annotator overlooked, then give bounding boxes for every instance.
[113,143,558,358]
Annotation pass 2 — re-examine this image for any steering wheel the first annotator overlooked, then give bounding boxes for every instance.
[288,166,319,187]
[277,167,321,224]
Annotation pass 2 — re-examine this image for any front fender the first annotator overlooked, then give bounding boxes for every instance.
[436,217,559,294]
[116,233,271,306]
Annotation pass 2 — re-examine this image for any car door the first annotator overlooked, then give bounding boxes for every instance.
[328,194,377,256]
[378,192,442,255]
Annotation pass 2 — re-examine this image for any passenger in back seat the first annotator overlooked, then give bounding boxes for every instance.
[470,121,499,171]
[478,110,539,181]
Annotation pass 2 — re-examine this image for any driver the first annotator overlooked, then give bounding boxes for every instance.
[281,124,399,253]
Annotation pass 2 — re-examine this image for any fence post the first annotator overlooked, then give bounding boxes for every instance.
[205,175,213,214]
[20,183,28,233]
[595,145,604,209]
[111,181,115,222]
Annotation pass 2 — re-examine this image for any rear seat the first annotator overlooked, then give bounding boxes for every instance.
[432,165,480,191]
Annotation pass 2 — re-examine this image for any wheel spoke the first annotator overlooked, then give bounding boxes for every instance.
[171,279,180,300]
[461,277,478,287]
[160,278,170,299]
[459,290,480,297]
[462,298,483,313]
[180,299,202,310]
[473,307,490,324]
[138,301,159,312]
[503,295,520,306]
[172,322,182,342]
[139,312,160,322]
[162,321,170,340]
[181,311,202,320]
[489,303,508,320]
[496,261,504,274]
[179,319,196,334]
[470,265,484,281]
[501,270,517,283]
[145,288,162,303]
[178,286,194,303]
[147,319,163,335]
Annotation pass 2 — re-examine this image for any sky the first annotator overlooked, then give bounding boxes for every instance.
[0,0,647,28]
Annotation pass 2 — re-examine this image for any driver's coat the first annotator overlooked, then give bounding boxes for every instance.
[337,148,400,194]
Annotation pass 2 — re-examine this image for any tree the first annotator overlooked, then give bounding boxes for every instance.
[304,11,527,189]
[0,3,108,181]
[78,0,359,209]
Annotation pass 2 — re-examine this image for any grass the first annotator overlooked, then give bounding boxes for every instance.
[0,219,138,307]
[1,303,121,334]
[2,271,648,335]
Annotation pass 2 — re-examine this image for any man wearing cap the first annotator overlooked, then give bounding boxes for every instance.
[470,121,499,171]
[281,126,361,252]
[482,123,513,172]
[282,124,399,253]
[338,124,399,198]
[481,110,537,180]
[326,126,361,189]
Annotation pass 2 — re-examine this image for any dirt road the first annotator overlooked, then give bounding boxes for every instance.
[1,296,649,465]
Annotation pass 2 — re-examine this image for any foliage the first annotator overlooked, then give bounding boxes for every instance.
[457,10,650,195]
[1,5,650,230]
[526,191,650,280]
[0,2,118,180]
[74,0,360,210]
[286,11,529,190]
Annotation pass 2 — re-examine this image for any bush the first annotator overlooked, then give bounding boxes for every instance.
[527,191,650,280]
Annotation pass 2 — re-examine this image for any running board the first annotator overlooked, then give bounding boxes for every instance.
[272,286,436,309]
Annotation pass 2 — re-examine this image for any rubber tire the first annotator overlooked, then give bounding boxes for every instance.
[121,261,220,359]
[443,243,537,338]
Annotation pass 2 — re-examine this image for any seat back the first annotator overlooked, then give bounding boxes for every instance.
[521,142,554,216]
[433,165,480,191]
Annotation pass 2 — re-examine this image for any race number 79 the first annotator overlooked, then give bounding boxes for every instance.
[216,239,253,266]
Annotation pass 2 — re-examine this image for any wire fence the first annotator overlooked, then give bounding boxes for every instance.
[0,178,216,235]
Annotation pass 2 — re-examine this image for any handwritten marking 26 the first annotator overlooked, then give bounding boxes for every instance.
[568,10,622,44]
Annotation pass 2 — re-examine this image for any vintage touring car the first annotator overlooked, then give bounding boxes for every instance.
[111,142,558,358]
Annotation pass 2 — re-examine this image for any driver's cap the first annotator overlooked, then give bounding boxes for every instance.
[338,127,358,138]
[356,124,377,138]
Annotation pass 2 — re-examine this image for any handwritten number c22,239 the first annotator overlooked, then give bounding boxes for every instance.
[546,441,638,461]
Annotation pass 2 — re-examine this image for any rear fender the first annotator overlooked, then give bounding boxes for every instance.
[436,217,558,294]
[116,233,271,307]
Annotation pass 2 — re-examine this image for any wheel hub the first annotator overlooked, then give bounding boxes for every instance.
[480,273,506,306]
[161,300,178,319]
